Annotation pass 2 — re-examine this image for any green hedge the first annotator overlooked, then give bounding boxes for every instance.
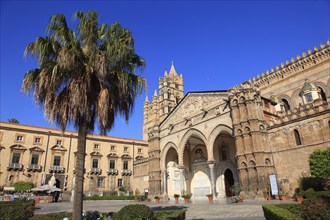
[116,204,154,220]
[83,195,135,200]
[154,210,186,220]
[262,204,302,220]
[30,212,72,220]
[0,199,35,220]
[303,188,330,199]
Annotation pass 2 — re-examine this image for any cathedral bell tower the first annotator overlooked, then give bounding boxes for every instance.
[143,63,184,196]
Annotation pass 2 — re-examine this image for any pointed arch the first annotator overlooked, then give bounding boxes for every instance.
[294,129,302,146]
[161,142,179,170]
[178,128,207,166]
[208,124,233,161]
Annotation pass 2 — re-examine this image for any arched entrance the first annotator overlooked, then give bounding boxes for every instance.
[211,128,239,198]
[224,169,234,197]
[163,145,179,196]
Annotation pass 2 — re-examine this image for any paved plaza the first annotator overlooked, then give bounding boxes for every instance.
[34,198,294,219]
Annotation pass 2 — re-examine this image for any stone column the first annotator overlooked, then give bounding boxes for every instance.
[179,167,185,195]
[163,170,167,195]
[208,162,216,198]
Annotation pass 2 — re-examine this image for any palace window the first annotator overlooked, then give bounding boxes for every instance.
[16,135,23,142]
[92,159,98,168]
[31,154,39,165]
[53,156,61,166]
[124,147,128,152]
[294,129,302,146]
[138,149,142,154]
[118,179,122,187]
[11,152,20,164]
[56,140,62,146]
[97,178,104,187]
[34,137,41,144]
[123,161,128,170]
[111,146,116,151]
[110,160,115,169]
[94,144,99,150]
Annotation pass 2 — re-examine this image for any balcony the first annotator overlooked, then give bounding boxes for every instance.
[7,163,23,171]
[107,168,118,175]
[49,165,65,173]
[27,164,42,172]
[122,169,132,176]
[89,167,102,175]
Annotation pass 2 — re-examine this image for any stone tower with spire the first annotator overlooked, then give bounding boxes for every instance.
[143,63,184,140]
[143,63,184,196]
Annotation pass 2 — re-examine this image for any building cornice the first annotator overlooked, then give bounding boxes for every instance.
[0,122,147,146]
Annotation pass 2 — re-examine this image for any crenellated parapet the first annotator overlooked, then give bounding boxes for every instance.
[242,40,330,89]
[268,97,330,128]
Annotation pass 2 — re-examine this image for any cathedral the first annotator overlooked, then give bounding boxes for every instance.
[142,40,330,198]
[0,40,329,200]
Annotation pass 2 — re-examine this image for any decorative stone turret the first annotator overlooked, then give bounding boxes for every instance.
[299,81,322,104]
[229,82,276,197]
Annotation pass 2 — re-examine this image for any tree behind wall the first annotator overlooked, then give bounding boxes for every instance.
[12,181,34,192]
[309,148,330,179]
[21,10,146,220]
[8,118,19,123]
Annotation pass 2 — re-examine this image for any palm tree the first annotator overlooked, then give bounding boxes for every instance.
[22,11,146,220]
[8,118,19,123]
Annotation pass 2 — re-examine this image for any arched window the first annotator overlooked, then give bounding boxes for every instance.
[281,99,290,111]
[318,87,327,101]
[294,129,302,146]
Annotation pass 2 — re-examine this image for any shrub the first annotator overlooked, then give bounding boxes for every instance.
[262,204,303,220]
[303,188,330,199]
[0,199,35,220]
[300,177,327,191]
[12,181,34,191]
[116,204,154,220]
[309,148,330,179]
[30,212,72,220]
[301,197,330,220]
[154,210,186,220]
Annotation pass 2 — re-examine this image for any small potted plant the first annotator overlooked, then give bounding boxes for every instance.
[154,195,160,203]
[294,188,304,202]
[181,193,192,203]
[206,194,213,203]
[174,194,180,203]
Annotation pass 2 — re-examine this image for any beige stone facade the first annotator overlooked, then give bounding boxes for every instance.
[144,41,330,199]
[0,122,149,197]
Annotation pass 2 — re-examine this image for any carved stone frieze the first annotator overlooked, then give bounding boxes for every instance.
[161,92,228,128]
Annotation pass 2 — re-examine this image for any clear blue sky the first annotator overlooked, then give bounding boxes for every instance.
[1,1,329,140]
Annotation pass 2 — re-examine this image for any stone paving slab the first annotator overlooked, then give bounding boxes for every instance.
[35,199,296,219]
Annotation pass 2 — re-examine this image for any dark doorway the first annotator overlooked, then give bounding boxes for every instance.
[224,169,234,197]
[55,179,61,188]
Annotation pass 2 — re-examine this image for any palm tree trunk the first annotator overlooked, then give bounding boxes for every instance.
[73,120,87,220]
